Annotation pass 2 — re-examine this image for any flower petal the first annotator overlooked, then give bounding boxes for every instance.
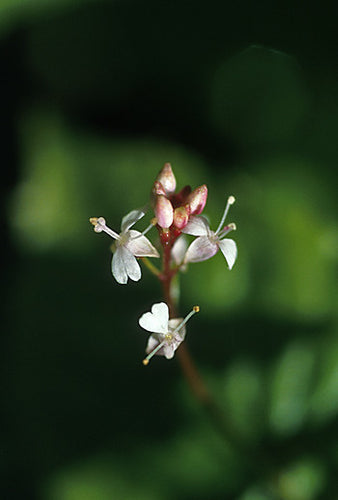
[145,334,165,356]
[121,246,142,281]
[168,318,186,341]
[171,236,188,265]
[163,344,176,359]
[139,302,169,334]
[181,216,210,236]
[151,302,169,323]
[126,230,159,258]
[111,246,128,284]
[121,209,145,232]
[218,238,237,269]
[183,236,219,263]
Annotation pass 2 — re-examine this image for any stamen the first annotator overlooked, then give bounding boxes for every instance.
[142,340,166,365]
[89,217,120,240]
[173,305,200,334]
[131,221,156,240]
[215,195,236,235]
[218,222,237,238]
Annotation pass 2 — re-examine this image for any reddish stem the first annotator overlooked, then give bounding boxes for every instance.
[158,227,241,448]
[161,239,210,401]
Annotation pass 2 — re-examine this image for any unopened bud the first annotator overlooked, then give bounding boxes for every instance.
[155,195,174,229]
[187,184,208,215]
[173,205,190,230]
[156,163,176,194]
[152,180,166,196]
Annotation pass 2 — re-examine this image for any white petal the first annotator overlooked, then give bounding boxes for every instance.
[145,334,165,356]
[168,318,186,341]
[121,246,142,281]
[184,236,219,263]
[121,209,145,232]
[218,238,237,270]
[181,216,210,236]
[126,230,159,258]
[139,302,169,334]
[163,344,176,359]
[151,302,169,323]
[111,246,128,284]
[171,236,188,265]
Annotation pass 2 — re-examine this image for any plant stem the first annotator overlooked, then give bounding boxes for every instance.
[160,238,241,449]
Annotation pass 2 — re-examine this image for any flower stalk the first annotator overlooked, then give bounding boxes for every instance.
[158,234,237,445]
[90,162,239,445]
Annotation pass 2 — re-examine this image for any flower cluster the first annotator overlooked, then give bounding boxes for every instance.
[152,162,208,235]
[90,163,237,363]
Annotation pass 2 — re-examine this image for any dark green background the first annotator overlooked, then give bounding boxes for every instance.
[1,1,337,499]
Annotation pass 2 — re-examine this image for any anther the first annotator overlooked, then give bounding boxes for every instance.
[89,217,106,233]
[218,222,237,238]
[89,217,120,239]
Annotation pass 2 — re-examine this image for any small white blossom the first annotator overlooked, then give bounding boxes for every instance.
[139,302,199,364]
[182,195,237,269]
[90,210,159,285]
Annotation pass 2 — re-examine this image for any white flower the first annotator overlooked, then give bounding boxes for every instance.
[139,302,199,364]
[182,195,237,269]
[90,210,159,284]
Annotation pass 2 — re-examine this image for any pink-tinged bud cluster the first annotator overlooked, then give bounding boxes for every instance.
[153,163,208,239]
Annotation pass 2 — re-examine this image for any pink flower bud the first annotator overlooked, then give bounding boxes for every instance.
[173,205,190,230]
[187,184,208,215]
[152,180,166,196]
[155,195,174,228]
[156,163,176,194]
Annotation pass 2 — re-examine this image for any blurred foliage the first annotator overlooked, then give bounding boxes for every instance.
[1,0,338,499]
[0,0,97,37]
[210,46,310,150]
[9,108,207,255]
